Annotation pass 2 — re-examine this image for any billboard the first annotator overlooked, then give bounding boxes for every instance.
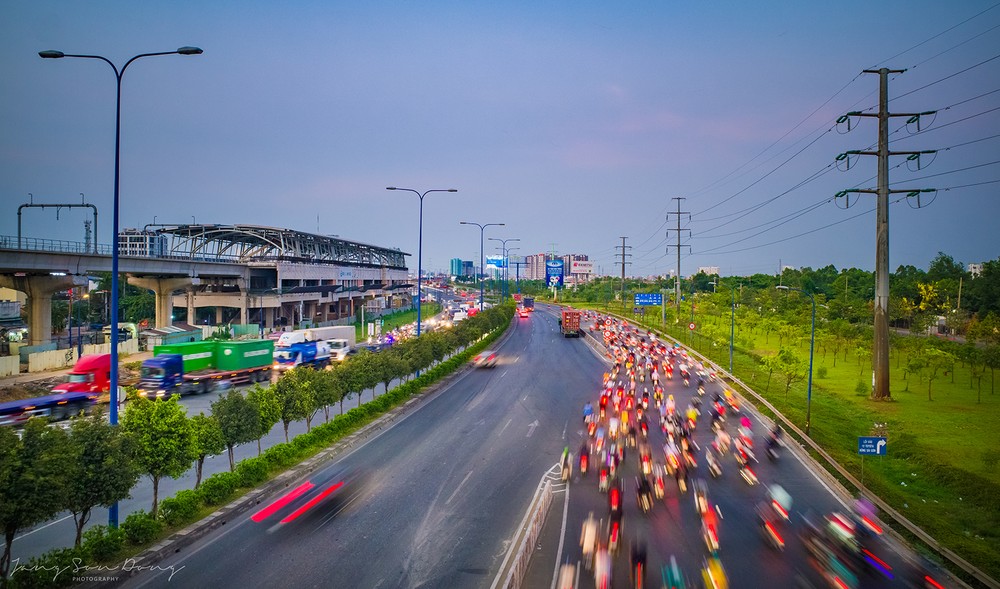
[570,260,594,274]
[486,255,507,269]
[545,260,564,288]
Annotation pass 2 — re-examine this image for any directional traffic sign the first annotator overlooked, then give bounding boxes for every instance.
[858,436,887,456]
[634,293,662,306]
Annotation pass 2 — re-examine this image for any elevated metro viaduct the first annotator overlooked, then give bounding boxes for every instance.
[0,224,411,345]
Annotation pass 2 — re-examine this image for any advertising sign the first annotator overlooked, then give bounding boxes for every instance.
[634,293,663,306]
[545,260,565,288]
[486,255,507,269]
[570,260,594,274]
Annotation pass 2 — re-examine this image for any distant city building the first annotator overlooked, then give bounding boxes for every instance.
[525,253,549,281]
[968,263,983,277]
[564,254,591,285]
[697,266,720,276]
[461,260,474,278]
[450,258,463,277]
[118,229,167,257]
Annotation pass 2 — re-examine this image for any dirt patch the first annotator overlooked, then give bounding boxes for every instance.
[0,377,67,404]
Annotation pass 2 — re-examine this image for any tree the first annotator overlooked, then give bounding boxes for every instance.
[984,345,1000,395]
[760,354,781,393]
[191,413,226,487]
[247,384,282,452]
[920,348,956,401]
[0,420,71,583]
[346,350,380,408]
[64,410,139,547]
[212,390,261,470]
[273,367,317,442]
[121,395,197,518]
[775,348,805,396]
[378,351,408,396]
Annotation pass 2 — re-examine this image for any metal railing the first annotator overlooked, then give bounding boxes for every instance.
[499,478,553,589]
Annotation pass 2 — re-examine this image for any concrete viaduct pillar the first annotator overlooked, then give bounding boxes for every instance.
[0,275,88,345]
[127,277,201,329]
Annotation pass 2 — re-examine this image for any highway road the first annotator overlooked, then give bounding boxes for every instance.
[521,310,952,589]
[124,302,600,588]
[10,293,460,563]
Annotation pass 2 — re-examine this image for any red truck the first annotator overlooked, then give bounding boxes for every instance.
[561,309,581,338]
[51,354,113,402]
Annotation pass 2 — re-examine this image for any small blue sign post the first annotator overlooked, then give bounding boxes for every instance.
[858,436,887,456]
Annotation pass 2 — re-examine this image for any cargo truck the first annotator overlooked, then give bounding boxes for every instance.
[275,325,355,362]
[523,297,535,312]
[561,309,581,337]
[137,339,274,398]
[50,353,129,407]
[273,339,332,373]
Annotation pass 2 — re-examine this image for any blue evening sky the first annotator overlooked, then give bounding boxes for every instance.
[2,1,998,277]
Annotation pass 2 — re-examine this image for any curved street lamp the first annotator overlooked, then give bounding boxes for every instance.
[40,45,203,527]
[777,285,816,435]
[489,237,520,301]
[387,187,457,336]
[460,221,504,311]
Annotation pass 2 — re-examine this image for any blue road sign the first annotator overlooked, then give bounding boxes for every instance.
[634,293,662,306]
[858,436,887,456]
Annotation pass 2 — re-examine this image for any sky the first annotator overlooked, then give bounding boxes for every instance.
[2,1,998,278]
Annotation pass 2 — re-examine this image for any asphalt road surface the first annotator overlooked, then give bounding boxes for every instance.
[124,304,602,588]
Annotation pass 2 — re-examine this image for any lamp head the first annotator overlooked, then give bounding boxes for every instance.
[386,186,397,190]
[446,189,458,192]
[776,285,789,291]
[177,46,203,55]
[39,50,65,59]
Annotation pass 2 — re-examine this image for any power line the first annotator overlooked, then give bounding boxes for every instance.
[869,1,1000,67]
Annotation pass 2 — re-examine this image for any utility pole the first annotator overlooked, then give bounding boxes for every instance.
[836,67,937,401]
[615,237,632,310]
[666,197,690,321]
[512,260,527,294]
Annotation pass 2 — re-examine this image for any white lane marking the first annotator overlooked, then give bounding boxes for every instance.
[14,514,74,541]
[527,420,540,437]
[446,470,475,505]
[549,469,571,589]
[500,418,513,435]
[501,370,508,378]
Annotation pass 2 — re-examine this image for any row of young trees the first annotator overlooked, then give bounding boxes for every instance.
[0,303,514,585]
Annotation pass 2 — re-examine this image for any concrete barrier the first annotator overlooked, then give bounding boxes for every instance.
[0,355,18,378]
[28,348,76,372]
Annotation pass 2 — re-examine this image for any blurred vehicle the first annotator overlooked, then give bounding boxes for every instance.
[661,556,687,589]
[471,350,498,368]
[561,309,582,337]
[519,307,530,319]
[701,557,727,589]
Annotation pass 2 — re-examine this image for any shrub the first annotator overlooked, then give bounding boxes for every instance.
[8,547,85,589]
[236,457,269,487]
[816,366,828,379]
[121,510,163,546]
[199,471,241,506]
[81,525,126,561]
[158,489,202,527]
[262,443,295,469]
[855,381,869,396]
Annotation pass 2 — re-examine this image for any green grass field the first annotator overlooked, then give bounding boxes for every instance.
[355,303,441,342]
[581,302,1000,585]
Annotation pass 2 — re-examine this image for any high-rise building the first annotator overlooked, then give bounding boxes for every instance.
[450,258,463,277]
[461,260,474,277]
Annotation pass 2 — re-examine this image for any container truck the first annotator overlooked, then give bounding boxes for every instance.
[273,338,332,373]
[275,325,355,362]
[50,353,129,407]
[523,297,535,312]
[137,339,274,398]
[561,309,581,337]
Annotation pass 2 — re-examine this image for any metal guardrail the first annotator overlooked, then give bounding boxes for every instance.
[598,310,996,589]
[493,472,555,589]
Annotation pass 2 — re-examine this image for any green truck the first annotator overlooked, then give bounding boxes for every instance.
[137,339,274,398]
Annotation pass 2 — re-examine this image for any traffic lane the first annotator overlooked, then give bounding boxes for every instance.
[549,338,911,588]
[127,310,604,588]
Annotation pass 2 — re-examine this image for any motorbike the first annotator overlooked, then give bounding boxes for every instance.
[705,451,722,478]
[757,502,785,551]
[693,479,710,515]
[630,543,647,589]
[636,476,653,514]
[661,556,686,589]
[652,465,666,499]
[580,449,589,474]
[599,467,611,492]
[739,465,759,486]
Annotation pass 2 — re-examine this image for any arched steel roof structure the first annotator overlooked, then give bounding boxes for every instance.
[154,224,408,269]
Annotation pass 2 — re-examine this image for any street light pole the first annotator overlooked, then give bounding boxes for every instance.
[505,247,520,301]
[460,221,504,311]
[777,285,816,435]
[489,237,520,302]
[726,281,739,374]
[41,45,202,530]
[40,46,203,431]
[387,187,458,337]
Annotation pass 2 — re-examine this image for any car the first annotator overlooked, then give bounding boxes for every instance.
[472,350,498,368]
[519,308,530,318]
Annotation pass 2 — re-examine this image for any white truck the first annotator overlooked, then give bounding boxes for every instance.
[275,325,356,362]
